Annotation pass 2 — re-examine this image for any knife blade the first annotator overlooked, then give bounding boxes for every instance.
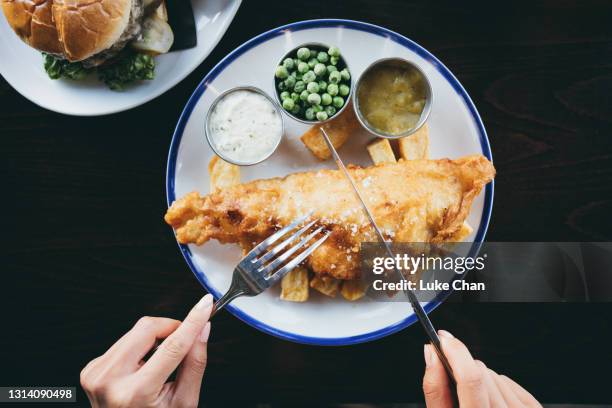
[319,127,456,384]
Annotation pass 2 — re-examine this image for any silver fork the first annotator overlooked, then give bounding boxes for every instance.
[210,213,330,317]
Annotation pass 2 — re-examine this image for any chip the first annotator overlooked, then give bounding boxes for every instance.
[398,124,429,160]
[280,267,310,302]
[367,138,396,164]
[300,101,361,160]
[340,279,368,301]
[310,275,341,297]
[208,156,240,192]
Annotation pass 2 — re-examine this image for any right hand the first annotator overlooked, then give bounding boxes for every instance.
[423,330,542,407]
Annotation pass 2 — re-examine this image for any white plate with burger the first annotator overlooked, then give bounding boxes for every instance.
[0,0,241,116]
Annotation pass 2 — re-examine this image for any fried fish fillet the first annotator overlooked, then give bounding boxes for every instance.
[165,155,495,280]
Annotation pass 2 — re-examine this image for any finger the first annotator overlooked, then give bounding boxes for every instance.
[476,361,506,408]
[80,317,182,395]
[98,317,164,358]
[438,330,488,408]
[489,369,523,407]
[140,294,213,384]
[422,344,453,408]
[173,322,211,407]
[501,375,542,407]
[495,373,542,407]
[80,356,102,380]
[80,357,102,406]
[111,317,181,367]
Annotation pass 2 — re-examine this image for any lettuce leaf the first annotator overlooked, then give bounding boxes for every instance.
[97,52,156,91]
[42,50,156,91]
[43,53,89,80]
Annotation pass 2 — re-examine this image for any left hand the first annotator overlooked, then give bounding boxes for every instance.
[80,294,213,407]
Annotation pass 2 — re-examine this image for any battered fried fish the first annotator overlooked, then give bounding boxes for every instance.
[165,155,495,280]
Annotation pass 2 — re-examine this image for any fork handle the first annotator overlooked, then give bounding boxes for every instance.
[210,288,245,318]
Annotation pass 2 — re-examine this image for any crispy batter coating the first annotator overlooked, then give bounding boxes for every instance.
[165,155,495,280]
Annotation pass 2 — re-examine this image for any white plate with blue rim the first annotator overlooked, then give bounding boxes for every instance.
[167,19,494,345]
[0,0,241,116]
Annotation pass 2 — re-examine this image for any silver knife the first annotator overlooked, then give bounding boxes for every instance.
[320,128,456,384]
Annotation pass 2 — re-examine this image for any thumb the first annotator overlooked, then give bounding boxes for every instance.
[173,322,211,407]
[423,344,453,408]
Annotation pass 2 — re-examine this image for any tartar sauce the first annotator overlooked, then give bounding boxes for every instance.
[208,89,283,164]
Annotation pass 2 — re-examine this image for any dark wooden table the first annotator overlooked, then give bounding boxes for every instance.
[2,1,612,405]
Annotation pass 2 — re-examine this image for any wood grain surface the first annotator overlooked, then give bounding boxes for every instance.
[1,0,612,405]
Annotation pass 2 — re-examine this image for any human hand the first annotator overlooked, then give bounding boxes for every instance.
[423,330,541,407]
[80,294,213,408]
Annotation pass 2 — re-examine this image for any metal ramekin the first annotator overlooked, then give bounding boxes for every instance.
[352,57,433,139]
[273,42,353,125]
[205,86,285,166]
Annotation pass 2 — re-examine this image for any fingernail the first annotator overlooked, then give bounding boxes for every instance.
[196,294,213,310]
[200,322,211,343]
[424,344,432,367]
[438,330,454,339]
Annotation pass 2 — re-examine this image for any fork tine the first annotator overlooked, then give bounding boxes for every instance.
[242,212,312,261]
[266,231,331,285]
[258,226,324,274]
[251,219,317,268]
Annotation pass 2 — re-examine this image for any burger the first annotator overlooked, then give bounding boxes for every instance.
[1,0,174,90]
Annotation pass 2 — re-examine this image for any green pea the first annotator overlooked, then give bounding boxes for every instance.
[327,83,339,96]
[280,91,290,100]
[294,80,305,93]
[275,66,289,79]
[300,90,310,101]
[308,58,317,68]
[316,111,328,121]
[293,58,300,67]
[306,81,319,93]
[312,104,323,113]
[325,105,337,117]
[291,103,301,115]
[328,46,340,57]
[277,81,286,91]
[297,47,310,61]
[339,84,350,96]
[282,98,295,110]
[307,93,321,105]
[302,71,316,83]
[318,80,327,91]
[290,71,297,78]
[291,92,299,102]
[317,51,329,63]
[332,96,344,108]
[297,61,309,74]
[327,65,338,73]
[305,107,315,120]
[284,76,296,88]
[340,68,351,81]
[330,56,339,66]
[314,63,326,77]
[283,58,294,70]
[329,70,341,84]
[321,93,332,105]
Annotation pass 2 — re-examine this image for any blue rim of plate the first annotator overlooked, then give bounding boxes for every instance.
[166,19,494,346]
